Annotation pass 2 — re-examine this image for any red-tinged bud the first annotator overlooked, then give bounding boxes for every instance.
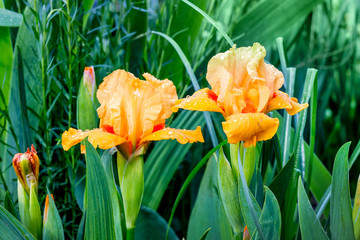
[12,145,40,194]
[243,226,250,240]
[83,66,96,98]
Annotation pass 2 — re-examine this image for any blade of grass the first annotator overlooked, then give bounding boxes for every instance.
[151,30,218,148]
[307,74,317,190]
[181,0,234,47]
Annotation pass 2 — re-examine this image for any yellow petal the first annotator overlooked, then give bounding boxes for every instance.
[222,113,279,147]
[140,126,204,144]
[171,88,225,116]
[61,128,127,151]
[266,91,309,115]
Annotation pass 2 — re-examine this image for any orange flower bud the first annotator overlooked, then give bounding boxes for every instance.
[243,226,250,240]
[12,145,40,194]
[44,194,54,224]
[83,66,96,99]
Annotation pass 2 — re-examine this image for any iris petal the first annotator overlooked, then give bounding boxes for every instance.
[266,90,309,115]
[222,113,279,147]
[62,128,127,151]
[171,88,225,116]
[140,126,204,144]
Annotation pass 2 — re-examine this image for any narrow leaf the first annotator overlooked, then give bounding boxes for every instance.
[85,140,115,240]
[330,142,355,240]
[298,178,329,240]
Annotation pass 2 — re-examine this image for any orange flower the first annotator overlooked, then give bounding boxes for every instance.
[172,43,308,147]
[62,69,204,158]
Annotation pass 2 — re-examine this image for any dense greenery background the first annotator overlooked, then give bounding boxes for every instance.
[0,0,359,239]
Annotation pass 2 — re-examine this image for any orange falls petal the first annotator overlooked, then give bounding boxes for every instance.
[171,88,225,116]
[62,128,127,151]
[140,126,204,144]
[222,113,279,146]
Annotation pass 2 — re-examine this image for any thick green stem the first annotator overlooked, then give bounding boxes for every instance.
[126,228,135,240]
[117,153,144,232]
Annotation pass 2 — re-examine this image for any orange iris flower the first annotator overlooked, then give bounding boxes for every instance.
[62,69,204,158]
[172,43,308,147]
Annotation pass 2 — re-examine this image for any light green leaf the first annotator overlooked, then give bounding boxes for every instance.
[102,150,123,240]
[298,178,329,240]
[42,192,65,240]
[0,205,35,239]
[187,157,233,240]
[353,176,360,240]
[330,142,355,240]
[85,140,115,240]
[0,8,22,27]
[218,147,244,235]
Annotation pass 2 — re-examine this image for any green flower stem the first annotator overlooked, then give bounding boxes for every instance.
[117,152,144,232]
[126,228,135,240]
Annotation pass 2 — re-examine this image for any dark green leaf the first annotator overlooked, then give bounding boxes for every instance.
[135,206,178,240]
[252,187,281,240]
[269,155,294,206]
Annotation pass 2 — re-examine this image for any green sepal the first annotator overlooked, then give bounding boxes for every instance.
[117,153,144,230]
[217,147,244,236]
[29,184,41,239]
[230,143,240,181]
[17,180,30,229]
[241,144,256,185]
[42,192,65,240]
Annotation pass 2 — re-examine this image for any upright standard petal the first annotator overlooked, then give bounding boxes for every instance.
[222,113,279,147]
[140,126,204,144]
[62,128,127,151]
[171,88,225,115]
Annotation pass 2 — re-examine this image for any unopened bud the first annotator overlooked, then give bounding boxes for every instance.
[12,145,40,194]
[83,66,96,99]
[243,226,250,240]
[44,194,54,224]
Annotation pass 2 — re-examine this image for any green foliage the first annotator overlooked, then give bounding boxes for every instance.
[84,140,115,240]
[0,0,359,239]
[298,178,329,240]
[187,157,232,240]
[42,192,65,240]
[0,205,35,239]
[330,142,355,240]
